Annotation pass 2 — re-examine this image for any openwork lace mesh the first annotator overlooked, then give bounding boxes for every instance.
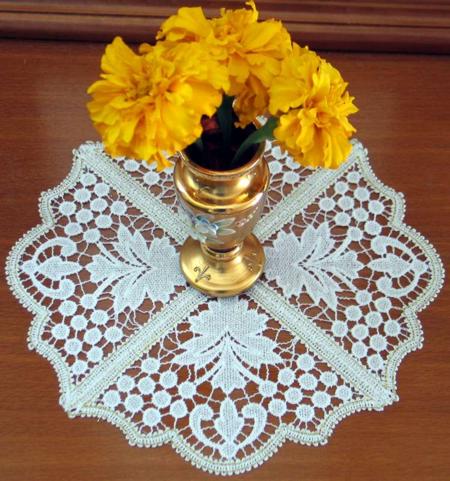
[6,140,443,475]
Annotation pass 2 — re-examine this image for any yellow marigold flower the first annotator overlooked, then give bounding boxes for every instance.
[156,6,213,43]
[269,44,320,114]
[233,75,268,127]
[158,1,292,126]
[87,37,228,170]
[269,44,358,168]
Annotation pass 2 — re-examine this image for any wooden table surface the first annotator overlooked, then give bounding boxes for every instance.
[0,39,449,481]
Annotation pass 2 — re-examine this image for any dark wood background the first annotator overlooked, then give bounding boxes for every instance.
[0,0,450,53]
[1,3,450,480]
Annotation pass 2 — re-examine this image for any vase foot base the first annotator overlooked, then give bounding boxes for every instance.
[179,234,265,297]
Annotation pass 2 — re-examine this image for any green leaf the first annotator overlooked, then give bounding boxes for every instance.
[216,95,234,148]
[233,117,278,164]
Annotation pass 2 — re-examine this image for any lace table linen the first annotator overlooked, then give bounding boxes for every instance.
[6,140,444,476]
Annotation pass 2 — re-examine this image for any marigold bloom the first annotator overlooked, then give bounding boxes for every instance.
[158,1,292,126]
[87,37,228,170]
[87,7,357,172]
[269,44,358,168]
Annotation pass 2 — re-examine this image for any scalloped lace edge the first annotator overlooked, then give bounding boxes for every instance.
[4,139,445,476]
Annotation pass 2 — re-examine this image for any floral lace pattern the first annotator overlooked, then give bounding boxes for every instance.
[6,140,444,475]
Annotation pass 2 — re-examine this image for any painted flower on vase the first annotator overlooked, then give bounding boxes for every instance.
[189,214,236,243]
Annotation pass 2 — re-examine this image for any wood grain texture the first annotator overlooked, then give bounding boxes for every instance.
[0,0,450,53]
[0,39,449,481]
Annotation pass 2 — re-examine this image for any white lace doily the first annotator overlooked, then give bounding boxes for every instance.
[6,140,444,476]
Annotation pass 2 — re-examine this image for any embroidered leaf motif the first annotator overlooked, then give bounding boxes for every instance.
[265,224,363,309]
[369,254,410,277]
[190,399,267,460]
[173,298,282,393]
[86,226,184,316]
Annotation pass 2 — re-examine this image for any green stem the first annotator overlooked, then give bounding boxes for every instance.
[216,95,234,150]
[233,117,278,164]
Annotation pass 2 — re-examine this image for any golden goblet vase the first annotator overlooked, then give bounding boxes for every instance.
[174,144,269,297]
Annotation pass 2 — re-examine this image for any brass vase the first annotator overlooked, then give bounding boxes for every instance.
[174,144,269,297]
